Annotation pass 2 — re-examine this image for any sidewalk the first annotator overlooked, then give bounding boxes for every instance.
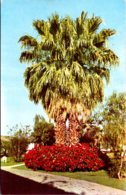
[1,165,126,195]
[1,163,25,169]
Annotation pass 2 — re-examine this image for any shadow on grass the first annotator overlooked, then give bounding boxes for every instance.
[1,170,77,194]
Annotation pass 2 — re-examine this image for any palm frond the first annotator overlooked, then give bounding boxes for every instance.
[49,14,60,36]
[18,35,38,48]
[88,16,102,33]
[20,51,35,63]
[91,66,110,84]
[42,33,54,50]
[102,49,119,65]
[33,20,49,36]
[100,29,116,38]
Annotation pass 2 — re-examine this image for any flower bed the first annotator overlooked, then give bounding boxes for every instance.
[24,143,106,172]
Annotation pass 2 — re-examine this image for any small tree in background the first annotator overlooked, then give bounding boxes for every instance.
[31,115,55,145]
[9,125,31,162]
[102,92,126,154]
[1,138,12,157]
[100,92,126,178]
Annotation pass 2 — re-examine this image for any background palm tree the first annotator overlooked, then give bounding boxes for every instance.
[19,11,118,145]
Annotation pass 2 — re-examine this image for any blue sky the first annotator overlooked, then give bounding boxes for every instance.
[1,0,126,135]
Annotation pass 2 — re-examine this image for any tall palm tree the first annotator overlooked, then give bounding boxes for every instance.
[19,12,118,145]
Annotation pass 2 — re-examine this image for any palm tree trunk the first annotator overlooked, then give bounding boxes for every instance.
[55,114,66,145]
[55,112,84,145]
[69,113,82,145]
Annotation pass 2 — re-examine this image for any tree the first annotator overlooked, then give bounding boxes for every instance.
[102,92,126,153]
[1,137,12,157]
[19,11,118,145]
[9,125,31,162]
[80,111,103,148]
[31,115,55,145]
[101,92,126,178]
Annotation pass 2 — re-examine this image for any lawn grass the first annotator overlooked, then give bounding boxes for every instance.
[15,165,126,191]
[1,157,23,166]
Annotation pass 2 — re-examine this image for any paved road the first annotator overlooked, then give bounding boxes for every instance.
[1,169,76,195]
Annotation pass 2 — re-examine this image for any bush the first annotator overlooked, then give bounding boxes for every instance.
[24,143,106,172]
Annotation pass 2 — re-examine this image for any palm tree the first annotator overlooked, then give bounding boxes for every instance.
[19,11,118,145]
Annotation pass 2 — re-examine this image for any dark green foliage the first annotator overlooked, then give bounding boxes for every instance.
[31,115,55,145]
